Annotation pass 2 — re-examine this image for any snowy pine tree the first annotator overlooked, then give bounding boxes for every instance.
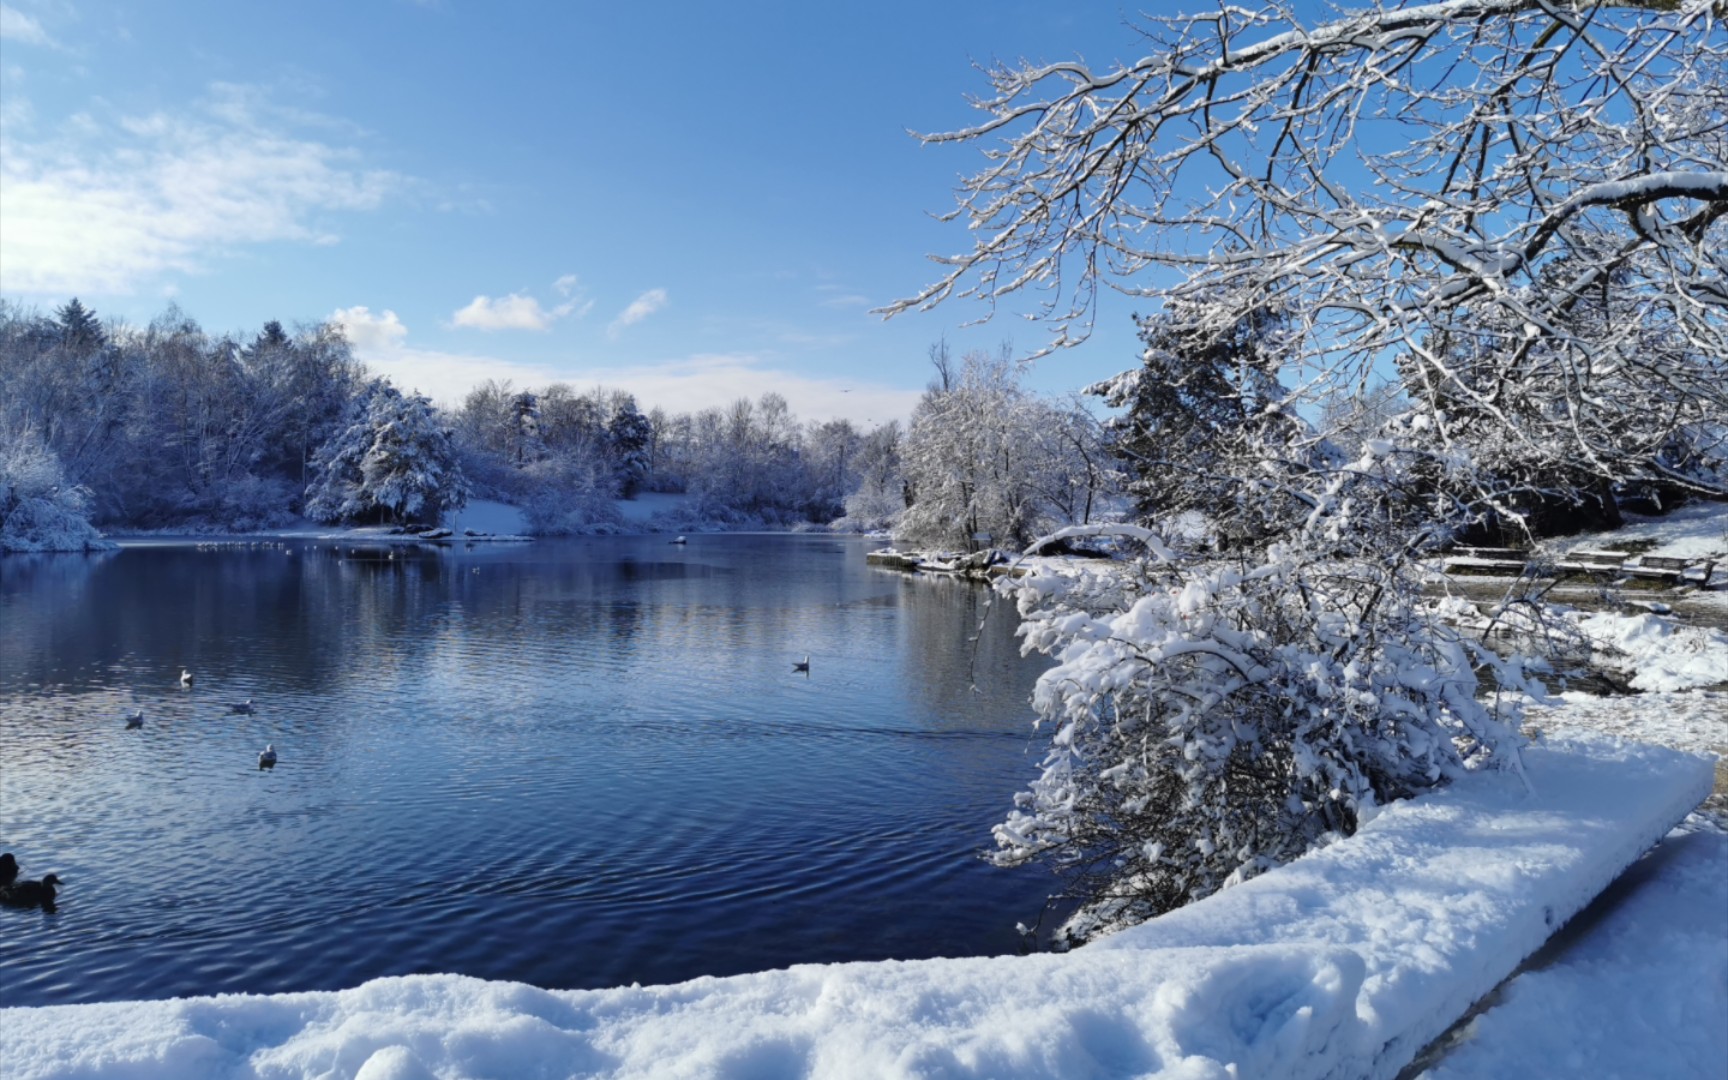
[305,381,470,526]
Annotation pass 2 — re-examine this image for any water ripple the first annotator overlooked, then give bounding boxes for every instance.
[0,536,1054,1006]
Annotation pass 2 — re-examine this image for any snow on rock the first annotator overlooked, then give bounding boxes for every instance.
[2,736,1711,1080]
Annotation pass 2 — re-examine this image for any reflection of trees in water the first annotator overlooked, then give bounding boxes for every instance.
[1,540,1047,741]
[0,552,118,686]
[893,574,1044,734]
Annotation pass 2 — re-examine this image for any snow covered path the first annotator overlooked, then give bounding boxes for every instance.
[3,736,1710,1080]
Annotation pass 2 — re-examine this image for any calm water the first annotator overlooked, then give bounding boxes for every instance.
[0,535,1060,1007]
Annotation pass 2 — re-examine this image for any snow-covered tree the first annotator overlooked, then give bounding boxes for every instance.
[606,392,653,498]
[305,380,469,526]
[803,418,864,521]
[0,426,111,553]
[1093,301,1311,548]
[890,0,1728,515]
[877,0,1728,934]
[898,344,1107,550]
[839,421,907,531]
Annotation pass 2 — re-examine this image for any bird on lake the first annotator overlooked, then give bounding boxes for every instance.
[671,536,688,545]
[180,668,195,687]
[793,655,810,673]
[1,873,63,909]
[229,699,255,715]
[258,743,278,769]
[0,853,17,887]
[125,709,144,729]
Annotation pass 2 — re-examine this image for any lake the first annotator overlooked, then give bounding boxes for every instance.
[0,534,1060,1007]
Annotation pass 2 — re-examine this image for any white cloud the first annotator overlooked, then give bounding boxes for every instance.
[450,293,572,332]
[814,283,871,310]
[818,292,871,309]
[328,309,918,425]
[331,305,561,407]
[585,354,921,428]
[331,305,409,352]
[0,5,52,46]
[607,288,668,338]
[448,276,594,331]
[0,83,402,295]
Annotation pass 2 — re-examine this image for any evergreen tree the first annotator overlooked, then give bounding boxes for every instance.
[55,298,104,353]
[305,380,470,525]
[606,393,653,497]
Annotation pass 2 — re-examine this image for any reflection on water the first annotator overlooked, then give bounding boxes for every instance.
[0,535,1057,1007]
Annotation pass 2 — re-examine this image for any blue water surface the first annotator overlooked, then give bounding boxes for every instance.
[0,534,1059,1006]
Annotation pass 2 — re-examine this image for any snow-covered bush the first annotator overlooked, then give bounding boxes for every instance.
[0,427,113,553]
[1001,513,1529,940]
[520,457,625,535]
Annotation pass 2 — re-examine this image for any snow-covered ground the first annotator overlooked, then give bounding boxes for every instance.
[1415,824,1727,1080]
[442,499,529,537]
[1534,499,1728,564]
[2,737,1710,1080]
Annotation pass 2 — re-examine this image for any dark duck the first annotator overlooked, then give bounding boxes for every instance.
[1,870,65,911]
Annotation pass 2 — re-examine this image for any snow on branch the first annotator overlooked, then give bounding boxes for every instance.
[888,0,1727,491]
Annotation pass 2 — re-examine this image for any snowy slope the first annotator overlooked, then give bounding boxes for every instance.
[3,736,1710,1080]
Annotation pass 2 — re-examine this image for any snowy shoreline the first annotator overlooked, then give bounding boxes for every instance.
[2,736,1711,1080]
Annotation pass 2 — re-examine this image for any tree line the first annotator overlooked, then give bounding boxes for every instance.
[0,299,1122,548]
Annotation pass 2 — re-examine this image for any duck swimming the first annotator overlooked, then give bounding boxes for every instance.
[1,873,63,909]
[230,699,255,715]
[258,743,278,768]
[0,853,17,887]
[125,709,144,729]
[180,669,195,687]
[793,655,810,673]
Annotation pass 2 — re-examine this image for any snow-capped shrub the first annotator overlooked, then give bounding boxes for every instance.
[520,457,625,536]
[998,518,1531,941]
[0,428,113,553]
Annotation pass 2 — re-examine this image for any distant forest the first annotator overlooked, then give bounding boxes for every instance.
[0,300,1118,548]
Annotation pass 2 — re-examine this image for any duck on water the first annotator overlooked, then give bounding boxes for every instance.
[0,856,65,911]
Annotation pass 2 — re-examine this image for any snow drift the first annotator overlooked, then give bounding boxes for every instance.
[3,734,1711,1080]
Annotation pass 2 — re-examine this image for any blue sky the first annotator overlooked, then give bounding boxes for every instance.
[0,0,1158,425]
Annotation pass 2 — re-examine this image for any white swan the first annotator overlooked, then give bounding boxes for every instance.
[180,669,195,687]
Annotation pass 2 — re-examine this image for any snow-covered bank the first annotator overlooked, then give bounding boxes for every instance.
[441,499,529,538]
[4,736,1710,1080]
[1535,499,1728,565]
[1417,823,1727,1079]
[1574,610,1728,691]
